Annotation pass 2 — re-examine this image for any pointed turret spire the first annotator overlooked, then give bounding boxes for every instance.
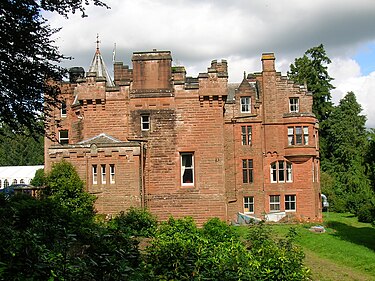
[88,34,115,87]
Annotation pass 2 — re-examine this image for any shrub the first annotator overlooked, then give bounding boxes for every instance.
[44,160,96,218]
[110,207,157,237]
[246,223,310,281]
[357,202,375,224]
[201,217,238,242]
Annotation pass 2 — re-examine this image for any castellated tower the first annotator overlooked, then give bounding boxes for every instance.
[45,44,321,224]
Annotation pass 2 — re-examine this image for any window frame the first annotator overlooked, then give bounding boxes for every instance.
[59,130,69,145]
[101,164,106,184]
[110,164,115,184]
[241,125,252,145]
[269,195,280,212]
[242,159,254,183]
[289,97,299,113]
[61,101,67,117]
[92,165,98,185]
[288,126,309,145]
[240,96,251,113]
[243,196,254,214]
[141,115,150,131]
[270,160,292,183]
[285,194,296,211]
[181,152,194,186]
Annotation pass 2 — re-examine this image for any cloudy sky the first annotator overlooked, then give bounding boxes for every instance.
[48,0,375,127]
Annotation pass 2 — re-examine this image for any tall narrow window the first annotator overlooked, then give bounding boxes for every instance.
[289,98,299,113]
[242,159,253,183]
[286,162,292,182]
[270,195,280,212]
[270,160,292,183]
[285,195,296,211]
[61,101,67,117]
[110,164,115,184]
[92,165,98,185]
[101,165,106,184]
[241,126,252,145]
[59,130,69,145]
[244,196,254,213]
[181,153,194,186]
[303,126,309,145]
[141,115,150,131]
[12,179,17,185]
[288,126,309,145]
[4,179,9,188]
[240,97,251,113]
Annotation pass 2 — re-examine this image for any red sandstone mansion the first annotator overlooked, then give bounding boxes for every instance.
[44,45,322,224]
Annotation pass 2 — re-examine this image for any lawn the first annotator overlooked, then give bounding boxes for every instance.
[273,213,375,281]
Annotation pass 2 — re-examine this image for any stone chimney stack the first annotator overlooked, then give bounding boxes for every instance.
[261,53,275,72]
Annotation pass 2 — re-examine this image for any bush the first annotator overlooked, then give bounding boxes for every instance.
[44,160,96,218]
[143,217,310,281]
[110,207,157,237]
[201,217,238,242]
[357,202,375,224]
[246,223,310,281]
[0,194,143,281]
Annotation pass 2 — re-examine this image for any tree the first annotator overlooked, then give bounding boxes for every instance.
[288,44,335,122]
[44,160,95,218]
[0,124,44,166]
[323,92,373,213]
[0,0,108,135]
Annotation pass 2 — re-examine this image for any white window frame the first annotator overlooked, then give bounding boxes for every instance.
[58,130,69,145]
[289,98,299,113]
[243,196,254,214]
[270,195,280,212]
[92,165,98,185]
[285,195,296,211]
[181,153,194,186]
[288,126,308,145]
[241,125,252,145]
[61,101,67,117]
[240,97,251,113]
[101,164,106,184]
[141,115,150,131]
[110,164,115,184]
[270,161,292,183]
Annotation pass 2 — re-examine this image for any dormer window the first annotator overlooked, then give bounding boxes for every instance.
[240,97,251,113]
[289,98,299,113]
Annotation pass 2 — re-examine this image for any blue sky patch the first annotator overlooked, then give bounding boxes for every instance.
[354,41,375,75]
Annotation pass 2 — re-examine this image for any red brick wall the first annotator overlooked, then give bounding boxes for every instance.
[45,51,321,224]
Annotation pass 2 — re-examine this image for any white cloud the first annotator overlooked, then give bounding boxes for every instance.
[329,58,375,128]
[46,0,375,127]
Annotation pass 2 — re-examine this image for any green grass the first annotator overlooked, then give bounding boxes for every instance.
[235,213,375,281]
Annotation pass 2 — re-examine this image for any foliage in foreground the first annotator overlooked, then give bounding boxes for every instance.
[0,195,142,281]
[144,217,310,280]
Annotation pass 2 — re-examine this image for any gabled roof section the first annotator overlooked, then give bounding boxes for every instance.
[88,35,115,87]
[77,133,122,145]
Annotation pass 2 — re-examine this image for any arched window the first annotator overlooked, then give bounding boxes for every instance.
[20,179,25,184]
[12,179,17,185]
[0,180,2,188]
[271,161,292,183]
[4,179,9,188]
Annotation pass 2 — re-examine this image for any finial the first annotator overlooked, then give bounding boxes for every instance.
[244,71,246,79]
[95,33,100,51]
